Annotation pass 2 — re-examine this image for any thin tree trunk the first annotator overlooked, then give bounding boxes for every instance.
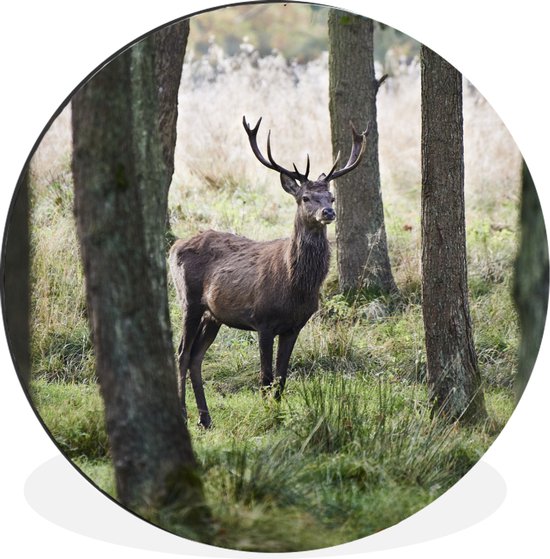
[328,10,396,295]
[72,32,209,537]
[420,45,486,423]
[514,162,548,400]
[2,169,30,389]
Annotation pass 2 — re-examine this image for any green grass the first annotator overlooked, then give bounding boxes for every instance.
[31,375,515,551]
[31,380,108,460]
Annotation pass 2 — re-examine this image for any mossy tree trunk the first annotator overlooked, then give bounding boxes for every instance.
[420,45,486,423]
[328,11,396,295]
[72,26,209,537]
[514,162,549,400]
[153,20,190,249]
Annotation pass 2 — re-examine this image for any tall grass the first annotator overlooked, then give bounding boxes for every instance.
[28,159,96,383]
[285,373,467,488]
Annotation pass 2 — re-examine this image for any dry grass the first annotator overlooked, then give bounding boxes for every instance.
[31,39,520,229]
[33,35,520,223]
[30,105,72,185]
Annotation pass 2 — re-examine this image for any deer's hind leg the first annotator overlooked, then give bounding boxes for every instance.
[178,303,204,420]
[188,314,221,428]
[258,330,275,393]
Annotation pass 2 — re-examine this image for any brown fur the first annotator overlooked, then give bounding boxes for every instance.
[169,188,332,427]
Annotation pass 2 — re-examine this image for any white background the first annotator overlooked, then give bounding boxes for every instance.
[1,1,548,557]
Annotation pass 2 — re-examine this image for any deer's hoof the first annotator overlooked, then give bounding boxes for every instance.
[198,413,212,429]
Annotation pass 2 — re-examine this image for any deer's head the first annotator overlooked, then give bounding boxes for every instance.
[243,116,368,230]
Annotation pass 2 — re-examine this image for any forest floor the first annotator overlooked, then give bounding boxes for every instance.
[32,369,514,551]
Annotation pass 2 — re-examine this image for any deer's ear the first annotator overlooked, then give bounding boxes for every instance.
[280,174,299,195]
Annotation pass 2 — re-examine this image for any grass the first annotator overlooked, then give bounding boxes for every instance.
[26,12,523,552]
[31,380,108,460]
[31,374,514,551]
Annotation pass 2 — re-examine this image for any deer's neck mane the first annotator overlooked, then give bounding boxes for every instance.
[287,218,330,295]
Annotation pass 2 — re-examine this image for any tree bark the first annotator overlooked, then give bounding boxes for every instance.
[420,45,486,423]
[72,30,209,536]
[152,20,190,249]
[2,169,30,389]
[514,162,549,400]
[328,11,396,295]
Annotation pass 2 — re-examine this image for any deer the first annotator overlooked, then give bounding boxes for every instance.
[169,116,368,428]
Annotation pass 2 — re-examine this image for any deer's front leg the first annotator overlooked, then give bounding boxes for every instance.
[275,331,299,400]
[258,330,274,391]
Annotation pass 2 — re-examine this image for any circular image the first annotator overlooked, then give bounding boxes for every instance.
[2,1,548,553]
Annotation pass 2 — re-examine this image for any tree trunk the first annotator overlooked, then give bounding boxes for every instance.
[72,32,209,537]
[152,20,190,249]
[514,162,549,400]
[328,11,396,295]
[420,45,486,423]
[2,169,30,389]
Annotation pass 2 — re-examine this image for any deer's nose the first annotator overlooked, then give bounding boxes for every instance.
[322,207,335,221]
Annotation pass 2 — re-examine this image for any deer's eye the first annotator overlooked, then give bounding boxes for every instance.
[302,196,310,203]
[330,196,335,203]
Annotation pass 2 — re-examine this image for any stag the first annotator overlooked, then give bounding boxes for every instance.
[169,116,367,427]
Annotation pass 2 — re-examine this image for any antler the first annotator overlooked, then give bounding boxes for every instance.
[324,122,369,182]
[243,116,310,183]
